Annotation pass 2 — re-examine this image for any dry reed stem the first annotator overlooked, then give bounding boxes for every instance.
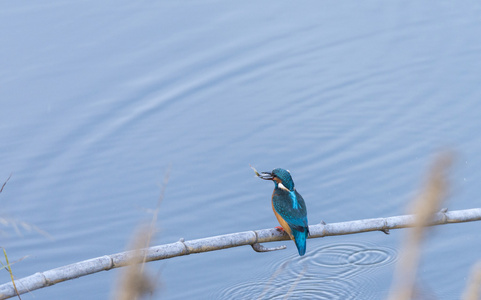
[141,165,171,270]
[112,226,157,300]
[0,176,20,299]
[0,256,29,273]
[462,260,481,300]
[388,153,453,300]
[1,249,20,300]
[0,218,52,239]
[0,174,11,194]
[112,168,170,300]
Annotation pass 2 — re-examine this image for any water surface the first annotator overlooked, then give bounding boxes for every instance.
[1,1,481,299]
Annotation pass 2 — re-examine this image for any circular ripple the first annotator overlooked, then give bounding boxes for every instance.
[311,244,367,267]
[348,248,392,266]
[217,242,398,299]
[308,243,396,268]
[280,242,397,279]
[217,277,360,300]
[286,278,359,300]
[216,280,270,299]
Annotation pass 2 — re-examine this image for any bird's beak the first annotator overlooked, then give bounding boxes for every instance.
[250,165,274,180]
[258,172,274,180]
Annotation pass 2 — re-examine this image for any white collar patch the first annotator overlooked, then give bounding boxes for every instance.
[278,182,290,191]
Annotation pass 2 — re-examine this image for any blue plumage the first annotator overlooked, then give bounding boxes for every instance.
[257,168,309,256]
[291,225,308,256]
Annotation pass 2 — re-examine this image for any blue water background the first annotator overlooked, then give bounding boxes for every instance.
[1,1,481,299]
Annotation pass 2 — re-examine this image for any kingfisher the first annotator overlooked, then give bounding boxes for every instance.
[254,167,309,256]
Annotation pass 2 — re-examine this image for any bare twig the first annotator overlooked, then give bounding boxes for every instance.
[0,206,480,299]
[251,243,286,252]
[0,174,12,194]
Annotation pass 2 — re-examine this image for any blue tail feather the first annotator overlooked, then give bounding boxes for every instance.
[291,226,308,256]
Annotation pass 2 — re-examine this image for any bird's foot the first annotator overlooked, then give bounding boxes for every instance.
[275,226,285,232]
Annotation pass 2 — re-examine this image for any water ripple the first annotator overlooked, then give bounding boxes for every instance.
[217,242,397,299]
[218,278,360,300]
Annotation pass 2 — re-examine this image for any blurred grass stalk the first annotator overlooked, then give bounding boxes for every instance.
[1,249,20,300]
[111,167,169,300]
[388,153,452,300]
[111,225,157,300]
[462,260,481,300]
[0,175,20,299]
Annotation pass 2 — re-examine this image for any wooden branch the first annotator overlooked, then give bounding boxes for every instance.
[1,208,480,299]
